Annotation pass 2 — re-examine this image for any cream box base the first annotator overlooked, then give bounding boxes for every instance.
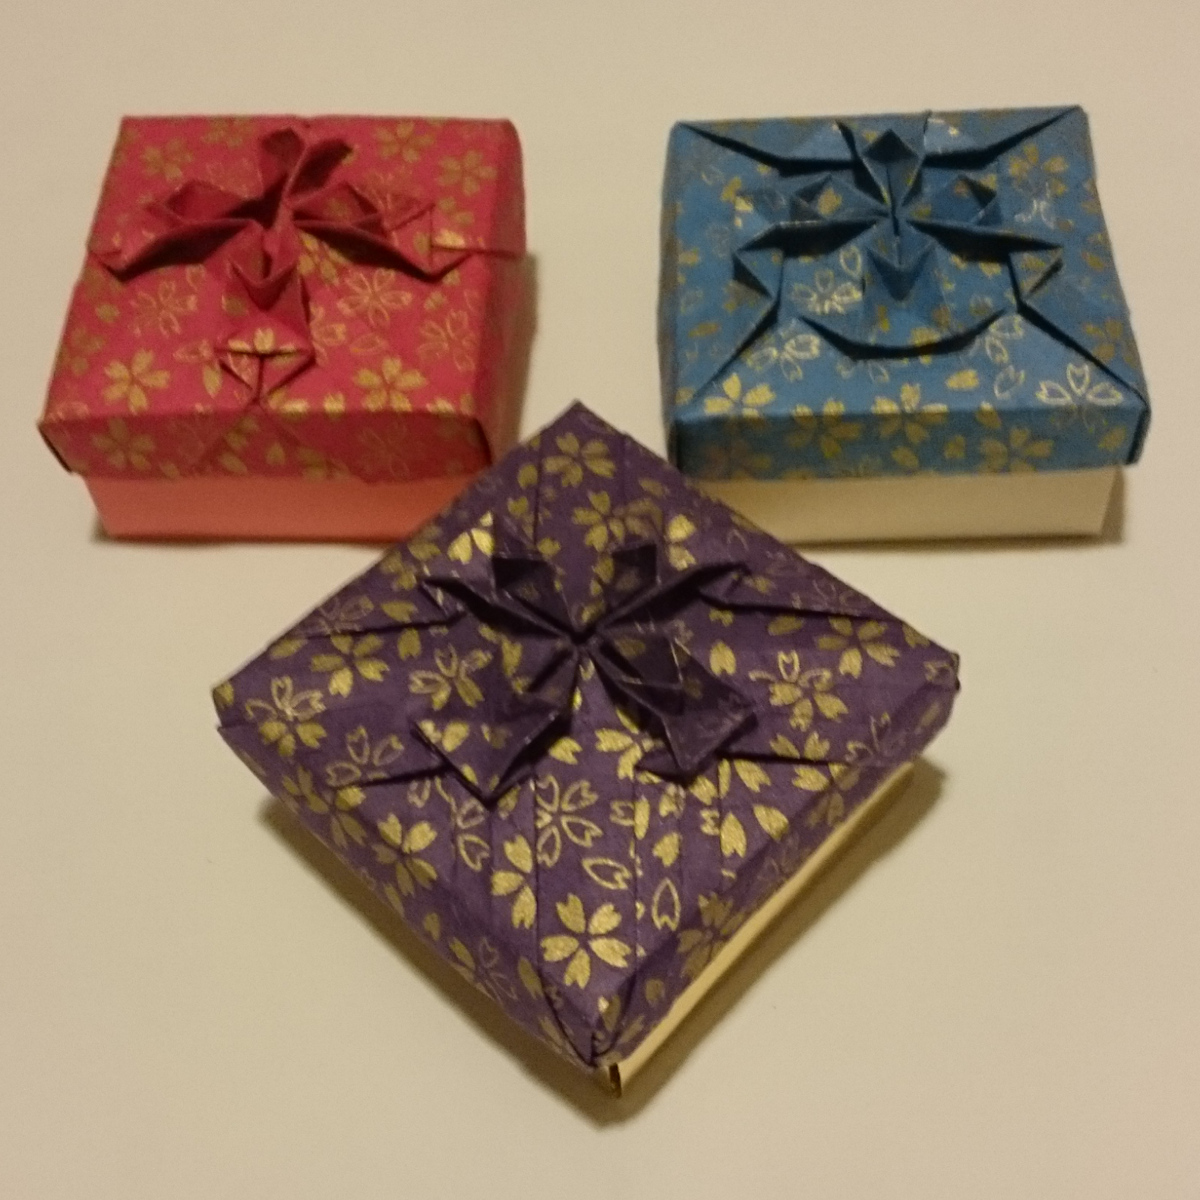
[602,763,914,1094]
[698,467,1118,543]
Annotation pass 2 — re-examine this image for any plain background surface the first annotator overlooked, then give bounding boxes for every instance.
[3,1,1199,1196]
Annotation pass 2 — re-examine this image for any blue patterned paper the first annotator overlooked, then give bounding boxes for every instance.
[659,107,1150,481]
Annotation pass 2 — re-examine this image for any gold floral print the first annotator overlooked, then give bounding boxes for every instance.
[323,726,404,808]
[309,634,389,697]
[449,936,517,1006]
[409,646,492,711]
[202,117,254,147]
[337,269,412,328]
[749,649,848,729]
[534,777,603,867]
[979,426,1055,472]
[434,777,491,870]
[491,834,537,928]
[595,708,659,781]
[676,893,747,982]
[373,814,438,896]
[298,235,350,288]
[743,328,821,382]
[872,383,948,468]
[418,310,478,371]
[354,357,427,412]
[1035,361,1123,409]
[91,419,154,471]
[131,280,198,336]
[702,371,774,416]
[786,400,863,459]
[245,677,327,758]
[56,326,104,377]
[283,765,368,851]
[101,350,170,413]
[374,120,435,162]
[790,267,862,315]
[1083,318,1139,371]
[141,138,192,181]
[540,895,631,989]
[572,490,622,552]
[699,438,773,479]
[816,618,901,676]
[437,150,496,196]
[543,432,616,487]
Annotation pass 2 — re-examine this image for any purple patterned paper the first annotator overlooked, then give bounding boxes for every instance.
[214,402,959,1071]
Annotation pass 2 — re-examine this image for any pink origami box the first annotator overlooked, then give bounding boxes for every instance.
[39,115,528,540]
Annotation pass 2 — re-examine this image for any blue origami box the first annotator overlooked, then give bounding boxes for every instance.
[659,107,1150,540]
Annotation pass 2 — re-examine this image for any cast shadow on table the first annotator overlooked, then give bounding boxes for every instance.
[259,756,944,1126]
[87,254,540,548]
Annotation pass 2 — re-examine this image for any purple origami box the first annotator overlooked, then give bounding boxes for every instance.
[214,402,959,1088]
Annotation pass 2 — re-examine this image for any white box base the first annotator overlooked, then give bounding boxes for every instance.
[697,467,1118,543]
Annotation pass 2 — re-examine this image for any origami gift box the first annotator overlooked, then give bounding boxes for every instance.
[214,403,959,1089]
[39,115,526,540]
[659,107,1150,541]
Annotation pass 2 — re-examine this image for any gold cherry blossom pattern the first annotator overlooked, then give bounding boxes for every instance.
[91,419,154,471]
[749,649,848,730]
[534,777,603,867]
[437,150,496,196]
[244,677,327,758]
[433,779,492,871]
[202,117,254,147]
[786,400,863,460]
[976,404,1053,472]
[572,491,623,552]
[872,383,947,469]
[283,765,367,851]
[373,813,438,896]
[131,280,198,337]
[337,270,412,328]
[409,646,491,711]
[540,896,632,989]
[491,833,537,928]
[354,357,427,412]
[374,120,436,162]
[140,139,192,181]
[743,328,822,382]
[790,267,862,315]
[677,893,747,982]
[323,726,404,806]
[448,937,517,1007]
[816,618,901,676]
[418,310,478,371]
[309,633,389,697]
[1035,361,1124,409]
[594,708,659,781]
[55,326,105,377]
[542,432,616,487]
[101,350,170,413]
[702,372,774,417]
[979,426,1055,473]
[698,438,773,479]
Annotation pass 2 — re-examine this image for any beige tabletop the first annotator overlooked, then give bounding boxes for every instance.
[3,1,1199,1196]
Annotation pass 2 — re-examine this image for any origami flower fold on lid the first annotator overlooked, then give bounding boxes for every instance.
[662,107,1150,482]
[40,116,526,512]
[215,403,960,1072]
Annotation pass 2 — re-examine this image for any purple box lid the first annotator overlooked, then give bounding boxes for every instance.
[214,402,960,1071]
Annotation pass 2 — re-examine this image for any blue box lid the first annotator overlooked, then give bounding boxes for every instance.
[659,108,1150,480]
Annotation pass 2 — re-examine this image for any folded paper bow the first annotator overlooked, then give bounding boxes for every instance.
[93,125,466,403]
